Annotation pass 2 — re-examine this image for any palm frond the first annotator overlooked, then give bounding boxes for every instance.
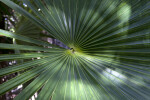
[0,0,150,100]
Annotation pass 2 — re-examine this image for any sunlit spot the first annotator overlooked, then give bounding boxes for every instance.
[117,2,131,23]
[102,68,127,84]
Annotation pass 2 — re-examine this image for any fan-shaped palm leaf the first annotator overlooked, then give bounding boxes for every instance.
[0,0,150,100]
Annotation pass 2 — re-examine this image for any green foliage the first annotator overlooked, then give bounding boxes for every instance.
[0,0,150,100]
